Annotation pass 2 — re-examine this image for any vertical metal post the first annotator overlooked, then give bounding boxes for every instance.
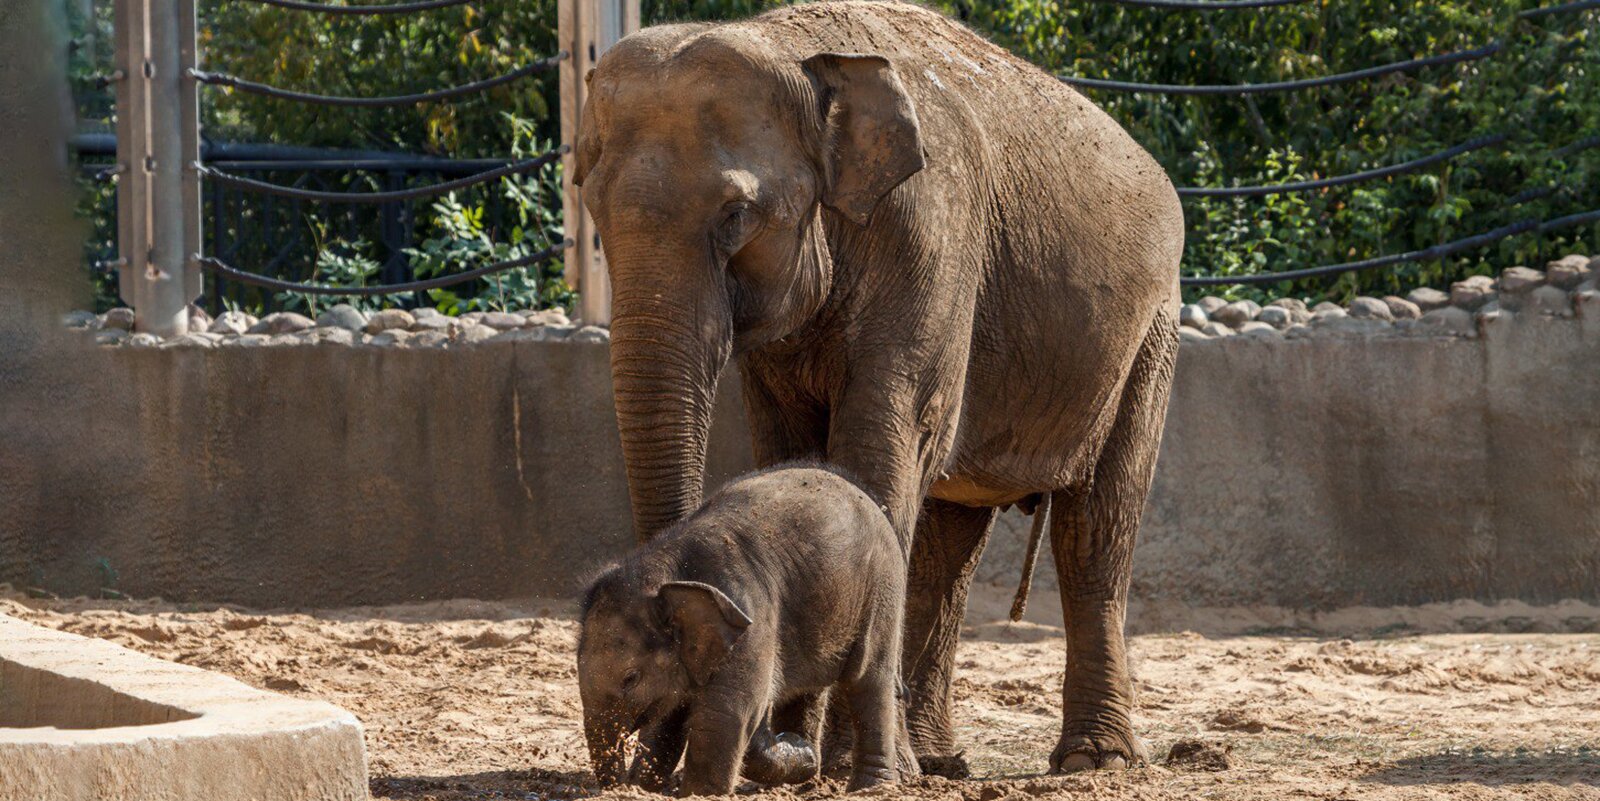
[113,0,199,336]
[561,0,637,327]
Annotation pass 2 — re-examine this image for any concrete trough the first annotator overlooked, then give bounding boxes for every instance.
[0,613,366,801]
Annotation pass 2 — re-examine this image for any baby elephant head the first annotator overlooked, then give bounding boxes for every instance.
[577,573,753,787]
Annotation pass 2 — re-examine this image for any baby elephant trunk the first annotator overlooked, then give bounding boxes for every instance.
[743,729,819,786]
[583,709,629,788]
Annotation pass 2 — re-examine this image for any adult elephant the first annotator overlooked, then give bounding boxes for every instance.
[575,0,1182,777]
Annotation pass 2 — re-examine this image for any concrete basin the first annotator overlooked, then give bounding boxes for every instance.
[0,613,366,801]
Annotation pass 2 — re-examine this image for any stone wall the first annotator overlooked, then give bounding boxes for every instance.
[5,263,1599,609]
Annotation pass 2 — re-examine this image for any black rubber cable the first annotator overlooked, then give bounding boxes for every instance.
[190,51,567,107]
[239,0,469,14]
[195,145,568,203]
[1061,42,1500,95]
[195,239,573,296]
[1177,134,1507,197]
[1180,207,1600,286]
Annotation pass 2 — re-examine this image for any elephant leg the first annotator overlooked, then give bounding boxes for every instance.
[902,497,996,778]
[1049,313,1177,773]
[627,705,688,792]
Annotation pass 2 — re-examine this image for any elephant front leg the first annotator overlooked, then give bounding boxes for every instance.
[628,706,688,792]
[680,699,760,796]
[902,498,996,778]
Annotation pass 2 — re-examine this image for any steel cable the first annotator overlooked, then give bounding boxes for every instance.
[195,238,573,296]
[240,0,470,13]
[1061,42,1500,95]
[195,145,568,203]
[190,51,567,107]
[1180,207,1600,286]
[1177,134,1507,197]
[1519,0,1600,18]
[1092,0,1310,8]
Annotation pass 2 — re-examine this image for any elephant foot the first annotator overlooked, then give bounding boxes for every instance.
[915,752,970,779]
[743,732,818,786]
[1049,726,1149,774]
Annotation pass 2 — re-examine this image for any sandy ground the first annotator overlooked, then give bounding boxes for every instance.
[3,585,1597,801]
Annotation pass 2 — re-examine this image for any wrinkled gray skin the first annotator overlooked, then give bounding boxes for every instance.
[578,466,905,796]
[576,0,1182,778]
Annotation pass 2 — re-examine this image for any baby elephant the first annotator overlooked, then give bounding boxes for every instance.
[577,465,905,795]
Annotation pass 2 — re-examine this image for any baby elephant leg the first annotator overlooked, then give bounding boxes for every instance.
[845,670,899,790]
[742,727,818,786]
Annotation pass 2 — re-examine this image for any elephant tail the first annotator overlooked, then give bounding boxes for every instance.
[1008,492,1052,622]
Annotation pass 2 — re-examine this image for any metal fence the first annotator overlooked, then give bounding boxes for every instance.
[95,0,633,334]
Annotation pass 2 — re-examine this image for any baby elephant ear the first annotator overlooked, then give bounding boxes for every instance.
[800,52,927,226]
[656,581,753,686]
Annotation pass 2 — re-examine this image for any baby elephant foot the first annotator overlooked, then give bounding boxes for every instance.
[846,761,896,793]
[1049,727,1150,773]
[743,732,818,786]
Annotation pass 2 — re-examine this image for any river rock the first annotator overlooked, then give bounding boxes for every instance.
[1451,275,1496,310]
[94,328,128,346]
[1526,284,1573,316]
[479,311,526,331]
[1546,255,1592,289]
[523,308,571,327]
[317,304,368,332]
[1406,287,1451,311]
[412,307,442,322]
[364,308,415,334]
[1255,306,1292,329]
[103,307,136,330]
[1382,296,1422,320]
[1418,306,1474,336]
[1311,307,1348,323]
[1268,298,1308,314]
[456,323,498,344]
[1498,266,1545,294]
[62,310,99,330]
[126,332,161,347]
[570,325,610,344]
[1177,326,1210,343]
[314,327,356,346]
[160,333,216,349]
[1212,301,1255,328]
[1239,321,1281,339]
[187,305,213,333]
[209,310,255,336]
[409,315,453,332]
[411,330,452,348]
[1347,296,1394,321]
[1311,301,1342,314]
[1179,304,1209,329]
[1201,322,1235,338]
[369,329,413,347]
[249,311,315,335]
[1197,296,1228,315]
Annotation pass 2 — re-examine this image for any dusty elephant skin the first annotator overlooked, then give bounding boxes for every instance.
[577,466,905,795]
[576,0,1183,779]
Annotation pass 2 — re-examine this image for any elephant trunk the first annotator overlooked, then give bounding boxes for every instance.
[584,705,629,788]
[607,260,731,541]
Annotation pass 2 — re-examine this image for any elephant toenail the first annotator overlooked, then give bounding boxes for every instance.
[1058,753,1097,773]
[1103,755,1128,770]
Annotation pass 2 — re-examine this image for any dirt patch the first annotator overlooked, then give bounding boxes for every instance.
[3,587,1596,800]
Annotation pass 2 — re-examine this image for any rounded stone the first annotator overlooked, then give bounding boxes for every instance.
[409,315,453,333]
[410,330,452,348]
[1347,296,1394,321]
[314,327,357,346]
[1238,321,1281,339]
[411,307,443,321]
[479,311,525,331]
[1311,307,1348,323]
[1498,266,1546,294]
[62,310,100,330]
[103,307,137,331]
[1211,301,1255,328]
[1179,304,1208,330]
[455,323,498,344]
[1406,287,1451,312]
[160,333,217,349]
[208,311,256,336]
[1255,306,1291,329]
[1418,306,1474,336]
[369,329,413,347]
[1267,298,1308,314]
[1201,321,1235,338]
[1526,284,1573,317]
[522,308,571,327]
[94,329,129,346]
[126,332,161,347]
[1197,296,1228,315]
[317,304,368,332]
[249,312,315,335]
[1381,296,1422,320]
[1311,301,1343,314]
[363,308,415,335]
[1177,326,1210,342]
[1451,275,1496,310]
[570,325,611,344]
[1545,255,1592,290]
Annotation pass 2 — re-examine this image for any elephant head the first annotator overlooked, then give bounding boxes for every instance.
[577,569,753,787]
[574,27,926,539]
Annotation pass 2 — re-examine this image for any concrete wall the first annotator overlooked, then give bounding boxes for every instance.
[4,313,1598,608]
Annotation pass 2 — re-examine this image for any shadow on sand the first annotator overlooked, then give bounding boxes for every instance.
[1360,749,1600,787]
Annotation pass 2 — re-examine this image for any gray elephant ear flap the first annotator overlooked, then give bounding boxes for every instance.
[655,581,752,686]
[800,52,927,226]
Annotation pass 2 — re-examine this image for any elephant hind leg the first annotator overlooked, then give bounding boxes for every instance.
[903,498,998,778]
[1049,309,1178,773]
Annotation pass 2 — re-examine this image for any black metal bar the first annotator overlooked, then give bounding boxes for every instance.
[1520,0,1599,18]
[1180,207,1600,286]
[1062,42,1500,95]
[1092,0,1309,7]
[190,51,567,107]
[1178,134,1506,197]
[195,145,568,203]
[194,239,574,296]
[241,0,470,14]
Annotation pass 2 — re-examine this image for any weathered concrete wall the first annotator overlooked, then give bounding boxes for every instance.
[4,312,1598,608]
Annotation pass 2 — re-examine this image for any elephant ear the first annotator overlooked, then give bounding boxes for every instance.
[573,68,601,187]
[655,581,753,686]
[801,52,927,225]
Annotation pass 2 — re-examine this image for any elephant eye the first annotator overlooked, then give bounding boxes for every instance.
[621,670,641,692]
[714,202,759,255]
